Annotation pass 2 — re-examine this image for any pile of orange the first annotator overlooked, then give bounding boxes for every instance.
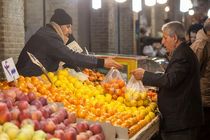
[102,78,126,100]
[82,68,105,85]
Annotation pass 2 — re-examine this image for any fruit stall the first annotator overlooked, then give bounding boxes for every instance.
[0,65,160,140]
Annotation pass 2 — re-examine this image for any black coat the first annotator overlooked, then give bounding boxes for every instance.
[142,42,203,132]
[16,24,103,76]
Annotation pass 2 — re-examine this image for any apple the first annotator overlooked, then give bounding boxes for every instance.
[32,130,47,140]
[56,123,66,130]
[0,132,9,140]
[38,96,48,106]
[16,101,30,110]
[30,99,43,109]
[10,107,20,120]
[64,130,77,140]
[33,120,41,130]
[5,125,20,140]
[48,103,58,113]
[2,88,16,100]
[65,126,78,134]
[76,123,88,133]
[16,92,29,102]
[76,133,89,140]
[5,98,14,110]
[89,123,103,135]
[2,122,18,132]
[46,133,54,140]
[40,107,52,118]
[0,111,11,125]
[18,110,31,122]
[86,130,93,137]
[21,119,34,127]
[67,112,76,123]
[27,92,36,102]
[42,119,56,134]
[31,110,42,121]
[54,129,65,139]
[0,102,9,113]
[10,120,20,128]
[21,124,35,139]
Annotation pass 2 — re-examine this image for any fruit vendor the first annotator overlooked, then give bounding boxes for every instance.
[131,21,203,140]
[16,9,122,76]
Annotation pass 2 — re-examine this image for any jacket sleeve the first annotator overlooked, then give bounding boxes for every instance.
[46,37,104,69]
[142,56,190,88]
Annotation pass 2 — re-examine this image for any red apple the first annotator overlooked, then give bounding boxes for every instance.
[16,101,29,110]
[30,100,42,109]
[16,93,29,102]
[38,97,48,106]
[76,123,88,133]
[31,110,42,121]
[0,102,9,113]
[64,130,77,140]
[27,92,36,102]
[89,123,103,135]
[76,133,89,140]
[56,123,66,130]
[10,107,20,120]
[18,110,31,122]
[42,119,56,134]
[54,129,65,139]
[65,127,78,134]
[33,120,41,130]
[86,130,93,137]
[2,88,16,100]
[0,111,11,124]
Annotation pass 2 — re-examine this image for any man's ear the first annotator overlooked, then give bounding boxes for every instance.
[173,34,178,43]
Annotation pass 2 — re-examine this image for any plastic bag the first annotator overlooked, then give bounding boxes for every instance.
[125,75,146,101]
[102,68,126,100]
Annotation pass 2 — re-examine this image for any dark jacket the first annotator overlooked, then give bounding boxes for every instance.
[16,24,103,76]
[142,42,203,132]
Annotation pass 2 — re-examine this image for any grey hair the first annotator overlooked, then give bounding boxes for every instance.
[162,21,186,41]
[204,18,210,32]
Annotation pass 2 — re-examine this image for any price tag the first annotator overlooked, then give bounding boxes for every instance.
[1,58,19,82]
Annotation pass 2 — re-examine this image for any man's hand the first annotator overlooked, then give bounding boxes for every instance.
[131,68,145,80]
[104,57,123,69]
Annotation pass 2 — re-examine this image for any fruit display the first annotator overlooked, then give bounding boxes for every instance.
[102,78,126,100]
[0,68,158,139]
[0,87,105,140]
[82,68,105,86]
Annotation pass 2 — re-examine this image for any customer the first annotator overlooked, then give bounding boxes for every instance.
[131,21,203,140]
[16,9,122,76]
[190,18,210,139]
[186,23,203,45]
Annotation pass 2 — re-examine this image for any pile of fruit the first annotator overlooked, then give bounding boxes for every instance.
[82,68,105,86]
[0,69,158,138]
[102,78,126,100]
[0,87,105,140]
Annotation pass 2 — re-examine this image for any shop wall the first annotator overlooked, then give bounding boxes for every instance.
[0,0,24,78]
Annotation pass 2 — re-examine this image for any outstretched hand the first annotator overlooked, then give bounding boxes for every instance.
[104,57,123,69]
[131,68,145,80]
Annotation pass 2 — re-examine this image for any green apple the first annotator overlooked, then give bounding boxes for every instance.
[0,125,3,133]
[3,122,18,132]
[32,130,46,140]
[20,124,35,140]
[0,132,10,140]
[5,126,20,140]
[50,138,60,140]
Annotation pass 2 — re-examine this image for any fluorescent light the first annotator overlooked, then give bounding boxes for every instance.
[92,0,101,10]
[188,9,194,16]
[164,6,170,12]
[115,0,127,3]
[208,9,210,17]
[157,0,168,4]
[132,0,142,13]
[180,0,193,12]
[145,0,156,6]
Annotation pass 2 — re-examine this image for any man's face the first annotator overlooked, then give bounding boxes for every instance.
[161,31,176,54]
[60,24,72,37]
[190,32,196,43]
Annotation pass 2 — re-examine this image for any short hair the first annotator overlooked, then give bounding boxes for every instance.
[162,21,186,41]
[204,18,210,32]
[187,23,203,35]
